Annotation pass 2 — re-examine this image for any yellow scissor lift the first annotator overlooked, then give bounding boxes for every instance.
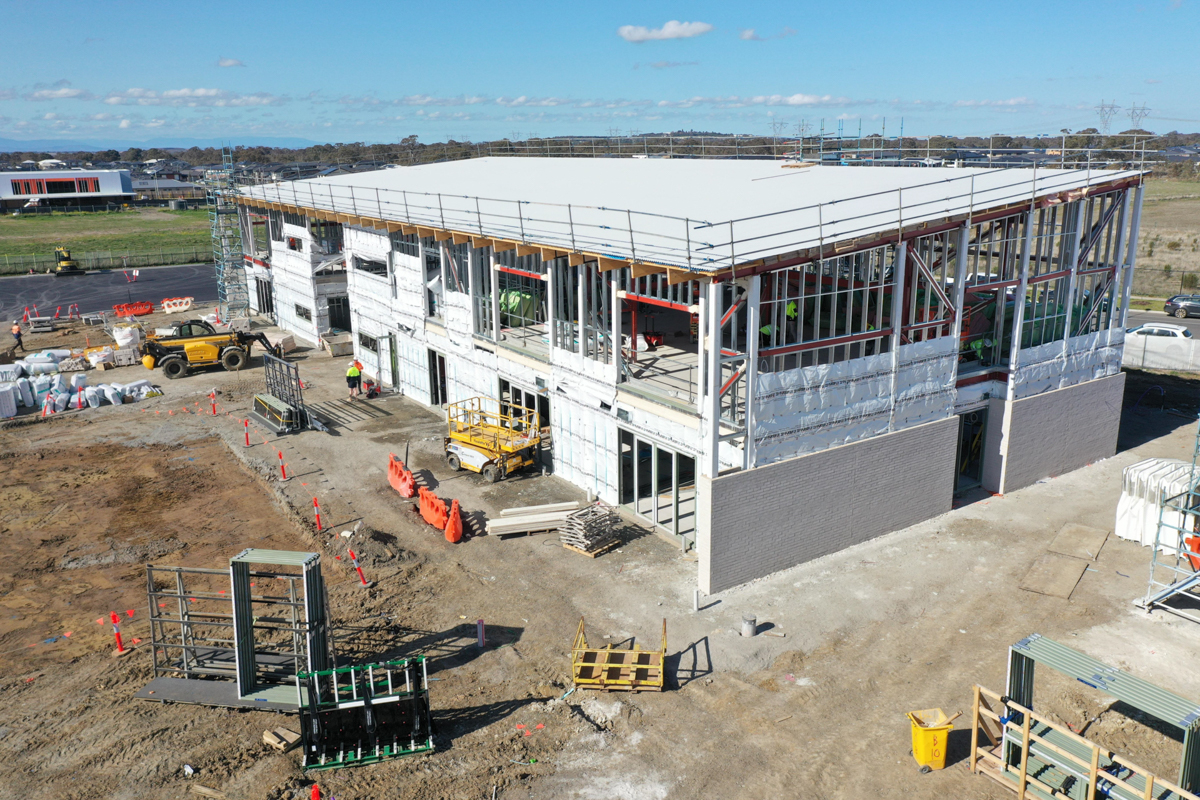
[445,396,541,483]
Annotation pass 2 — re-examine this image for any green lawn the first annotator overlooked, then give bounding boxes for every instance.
[0,208,212,257]
[1143,178,1200,200]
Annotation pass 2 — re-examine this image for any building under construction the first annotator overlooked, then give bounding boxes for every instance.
[237,158,1143,593]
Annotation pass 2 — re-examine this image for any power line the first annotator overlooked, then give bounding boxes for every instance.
[1129,102,1151,131]
[1095,100,1120,134]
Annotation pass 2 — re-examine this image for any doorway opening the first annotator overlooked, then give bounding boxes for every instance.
[427,350,447,407]
[255,278,274,316]
[618,429,696,540]
[955,409,987,494]
[499,378,551,467]
[327,295,351,332]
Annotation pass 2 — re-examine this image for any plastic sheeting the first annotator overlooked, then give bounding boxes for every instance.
[1014,329,1124,399]
[752,337,957,465]
[1122,331,1200,372]
[0,363,23,382]
[14,377,33,408]
[1115,457,1193,552]
[551,393,618,503]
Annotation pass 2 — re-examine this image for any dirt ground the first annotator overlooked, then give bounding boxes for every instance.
[2,318,1200,800]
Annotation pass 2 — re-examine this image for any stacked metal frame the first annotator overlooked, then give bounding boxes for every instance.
[229,549,331,700]
[1006,633,1200,792]
[1141,415,1200,624]
[298,657,435,770]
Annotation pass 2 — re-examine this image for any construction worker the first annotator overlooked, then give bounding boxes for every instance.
[10,321,24,352]
[346,360,361,401]
[967,337,993,365]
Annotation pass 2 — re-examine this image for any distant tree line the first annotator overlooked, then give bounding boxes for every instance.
[1,129,1196,174]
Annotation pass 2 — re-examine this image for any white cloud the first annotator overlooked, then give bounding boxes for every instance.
[741,27,796,42]
[953,97,1034,108]
[103,87,285,107]
[218,57,246,68]
[26,86,91,101]
[42,113,59,120]
[118,119,131,128]
[618,20,713,43]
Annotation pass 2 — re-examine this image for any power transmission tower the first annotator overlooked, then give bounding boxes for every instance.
[1095,100,1120,134]
[770,119,788,137]
[1128,103,1150,131]
[207,146,249,320]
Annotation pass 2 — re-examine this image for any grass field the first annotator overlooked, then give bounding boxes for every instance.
[1134,178,1200,298]
[0,208,211,257]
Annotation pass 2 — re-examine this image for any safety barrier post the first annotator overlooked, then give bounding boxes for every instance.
[76,387,84,410]
[109,611,125,654]
[209,391,216,416]
[312,497,323,532]
[53,306,61,320]
[347,549,372,587]
[277,451,288,481]
[244,419,250,447]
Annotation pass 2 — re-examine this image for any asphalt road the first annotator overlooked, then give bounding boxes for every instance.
[1126,308,1200,337]
[0,264,218,322]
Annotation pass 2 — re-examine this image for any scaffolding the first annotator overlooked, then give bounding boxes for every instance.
[1140,415,1200,623]
[142,549,332,709]
[208,146,250,320]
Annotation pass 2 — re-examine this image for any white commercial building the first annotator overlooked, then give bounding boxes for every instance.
[239,158,1144,592]
[0,169,133,209]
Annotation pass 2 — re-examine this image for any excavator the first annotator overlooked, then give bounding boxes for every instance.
[140,325,282,379]
[53,246,85,277]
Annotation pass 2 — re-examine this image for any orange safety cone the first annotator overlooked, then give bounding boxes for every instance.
[444,500,463,543]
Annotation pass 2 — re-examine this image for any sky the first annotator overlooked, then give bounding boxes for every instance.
[0,0,1196,147]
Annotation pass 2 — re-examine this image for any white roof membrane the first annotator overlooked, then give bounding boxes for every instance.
[240,158,1141,274]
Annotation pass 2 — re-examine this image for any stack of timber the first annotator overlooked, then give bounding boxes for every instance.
[559,504,620,557]
[486,501,584,537]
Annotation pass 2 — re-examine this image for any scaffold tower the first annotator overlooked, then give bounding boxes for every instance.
[207,147,249,319]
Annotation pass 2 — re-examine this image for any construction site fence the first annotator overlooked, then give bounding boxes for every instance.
[6,200,202,216]
[0,247,212,275]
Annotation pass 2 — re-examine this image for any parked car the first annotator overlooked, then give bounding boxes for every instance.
[1126,323,1194,339]
[1164,295,1200,318]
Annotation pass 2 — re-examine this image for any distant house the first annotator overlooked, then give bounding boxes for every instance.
[37,158,68,170]
[1166,145,1200,163]
[131,178,203,199]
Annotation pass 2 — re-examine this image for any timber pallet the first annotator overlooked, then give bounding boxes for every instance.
[562,538,620,558]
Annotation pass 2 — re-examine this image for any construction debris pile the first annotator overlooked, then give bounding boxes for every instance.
[558,504,619,555]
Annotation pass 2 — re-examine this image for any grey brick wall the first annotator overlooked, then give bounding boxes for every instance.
[704,418,958,593]
[1001,372,1125,493]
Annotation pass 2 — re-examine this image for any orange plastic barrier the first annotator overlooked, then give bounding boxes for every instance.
[444,500,462,544]
[418,486,448,529]
[388,453,415,498]
[1186,536,1200,571]
[113,301,154,317]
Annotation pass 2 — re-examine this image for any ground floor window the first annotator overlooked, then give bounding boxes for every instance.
[295,304,312,322]
[359,333,379,354]
[618,429,695,539]
[428,350,447,406]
